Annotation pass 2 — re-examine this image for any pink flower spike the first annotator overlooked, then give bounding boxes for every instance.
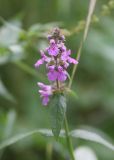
[34,28,80,106]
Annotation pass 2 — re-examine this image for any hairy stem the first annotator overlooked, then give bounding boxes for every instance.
[64,114,75,160]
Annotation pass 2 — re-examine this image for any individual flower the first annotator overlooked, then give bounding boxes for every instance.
[47,65,58,81]
[38,82,52,106]
[57,66,67,81]
[47,39,59,56]
[47,65,67,82]
[61,50,78,65]
[58,42,66,52]
[34,50,50,68]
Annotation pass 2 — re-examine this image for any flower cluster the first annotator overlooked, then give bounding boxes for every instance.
[35,28,78,105]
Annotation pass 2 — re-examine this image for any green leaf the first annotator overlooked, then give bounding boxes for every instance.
[0,18,22,47]
[0,127,114,151]
[3,110,16,139]
[0,19,24,65]
[50,94,66,139]
[0,79,16,102]
[65,88,78,100]
[0,129,53,150]
[70,128,114,151]
[0,46,11,65]
[0,44,24,65]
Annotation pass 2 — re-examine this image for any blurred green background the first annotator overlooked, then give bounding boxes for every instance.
[0,0,114,160]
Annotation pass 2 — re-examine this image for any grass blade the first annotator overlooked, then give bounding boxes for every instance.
[69,0,97,88]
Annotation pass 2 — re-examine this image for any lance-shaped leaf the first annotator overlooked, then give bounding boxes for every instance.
[0,79,15,102]
[0,129,53,150]
[0,128,114,151]
[70,129,114,151]
[50,94,66,139]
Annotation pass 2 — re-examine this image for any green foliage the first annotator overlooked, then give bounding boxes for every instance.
[66,89,78,100]
[0,127,114,152]
[50,94,66,139]
[0,129,52,150]
[0,80,15,102]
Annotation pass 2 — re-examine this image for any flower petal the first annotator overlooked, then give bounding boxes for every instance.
[68,57,78,64]
[34,59,44,68]
[42,96,49,106]
[57,70,67,81]
[47,70,58,81]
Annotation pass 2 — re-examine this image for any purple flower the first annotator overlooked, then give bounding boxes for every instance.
[61,50,78,65]
[34,50,50,68]
[47,39,59,56]
[47,65,67,82]
[68,57,78,64]
[38,82,52,106]
[47,65,58,81]
[58,42,66,52]
[57,66,67,81]
[34,59,44,68]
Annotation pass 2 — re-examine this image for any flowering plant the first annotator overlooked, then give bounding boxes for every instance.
[34,28,78,159]
[1,1,114,160]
